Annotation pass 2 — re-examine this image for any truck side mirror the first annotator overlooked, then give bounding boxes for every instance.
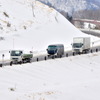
[46,49,48,51]
[9,51,10,53]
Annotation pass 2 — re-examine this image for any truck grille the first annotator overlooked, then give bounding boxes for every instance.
[74,49,80,52]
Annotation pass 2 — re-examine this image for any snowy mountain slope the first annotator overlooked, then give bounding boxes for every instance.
[38,0,100,15]
[0,0,99,51]
[0,52,100,100]
[0,0,57,33]
[0,0,100,60]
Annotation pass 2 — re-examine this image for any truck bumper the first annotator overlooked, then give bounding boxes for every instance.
[73,49,82,53]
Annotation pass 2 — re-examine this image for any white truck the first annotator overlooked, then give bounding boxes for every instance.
[10,50,33,64]
[72,37,90,54]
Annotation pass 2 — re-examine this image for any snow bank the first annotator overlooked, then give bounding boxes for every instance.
[0,52,100,100]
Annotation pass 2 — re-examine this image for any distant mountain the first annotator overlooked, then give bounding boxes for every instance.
[38,0,100,16]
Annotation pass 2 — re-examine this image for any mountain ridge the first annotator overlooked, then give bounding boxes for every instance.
[38,0,100,16]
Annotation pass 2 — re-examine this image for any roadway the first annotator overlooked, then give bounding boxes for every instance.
[73,19,100,25]
[81,30,100,37]
[0,30,100,67]
[0,46,100,67]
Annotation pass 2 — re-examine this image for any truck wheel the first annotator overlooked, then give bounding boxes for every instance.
[73,52,75,56]
[52,56,55,59]
[22,59,25,63]
[10,61,13,66]
[19,61,22,64]
[78,52,81,55]
[0,64,3,67]
[44,56,47,60]
[83,50,87,54]
[85,50,87,54]
[29,59,31,63]
[60,55,62,58]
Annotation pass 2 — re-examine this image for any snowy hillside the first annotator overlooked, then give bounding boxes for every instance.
[38,0,100,15]
[0,0,97,52]
[0,0,100,59]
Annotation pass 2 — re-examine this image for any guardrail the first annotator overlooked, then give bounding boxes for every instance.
[73,19,100,25]
[0,46,100,67]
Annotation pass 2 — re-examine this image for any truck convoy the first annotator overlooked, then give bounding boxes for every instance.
[47,44,64,58]
[6,38,91,65]
[10,50,33,64]
[72,37,91,54]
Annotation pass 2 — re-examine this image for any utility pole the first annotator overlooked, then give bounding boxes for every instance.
[13,38,14,49]
[2,54,4,66]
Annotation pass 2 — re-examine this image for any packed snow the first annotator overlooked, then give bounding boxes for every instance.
[1,52,100,100]
[0,0,100,100]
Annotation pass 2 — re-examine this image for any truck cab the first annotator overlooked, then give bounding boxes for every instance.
[10,50,23,64]
[47,45,57,55]
[72,43,83,53]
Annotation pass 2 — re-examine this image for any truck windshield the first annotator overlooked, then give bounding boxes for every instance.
[48,46,57,50]
[73,43,83,48]
[11,51,22,56]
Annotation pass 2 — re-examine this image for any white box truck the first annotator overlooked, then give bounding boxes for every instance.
[72,37,90,53]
